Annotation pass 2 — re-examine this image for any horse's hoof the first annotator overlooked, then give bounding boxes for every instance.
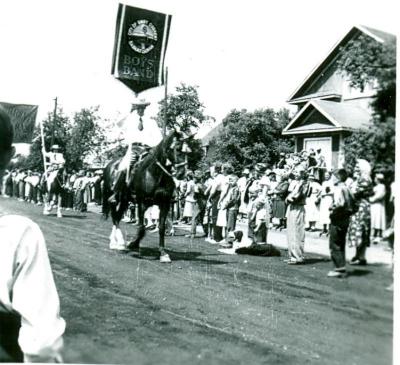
[127,242,139,251]
[43,210,50,216]
[57,212,63,218]
[160,253,171,263]
[110,243,127,251]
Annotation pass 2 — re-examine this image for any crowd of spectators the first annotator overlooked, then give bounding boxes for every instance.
[1,149,394,276]
[0,168,103,212]
[171,148,394,274]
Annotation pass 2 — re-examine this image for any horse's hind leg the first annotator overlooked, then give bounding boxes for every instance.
[57,194,63,218]
[127,202,146,250]
[109,207,127,251]
[159,203,171,263]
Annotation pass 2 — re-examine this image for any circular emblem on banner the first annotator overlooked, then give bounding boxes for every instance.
[128,20,158,54]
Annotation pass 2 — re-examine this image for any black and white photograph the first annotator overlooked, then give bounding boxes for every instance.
[0,0,397,364]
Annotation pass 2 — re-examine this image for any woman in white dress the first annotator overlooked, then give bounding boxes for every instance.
[370,173,386,244]
[318,171,334,236]
[305,175,321,232]
[183,171,195,223]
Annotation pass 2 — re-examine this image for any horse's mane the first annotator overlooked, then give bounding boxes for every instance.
[137,131,175,169]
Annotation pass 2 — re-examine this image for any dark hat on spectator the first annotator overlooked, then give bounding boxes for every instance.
[267,170,276,176]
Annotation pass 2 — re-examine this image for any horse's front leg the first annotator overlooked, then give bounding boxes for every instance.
[57,194,63,218]
[159,203,171,263]
[43,193,51,215]
[127,201,146,250]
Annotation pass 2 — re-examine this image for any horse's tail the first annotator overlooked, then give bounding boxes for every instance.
[102,184,110,220]
[102,163,113,220]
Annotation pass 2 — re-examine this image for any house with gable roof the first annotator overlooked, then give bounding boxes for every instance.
[282,25,396,169]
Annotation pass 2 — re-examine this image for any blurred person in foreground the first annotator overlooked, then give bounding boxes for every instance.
[0,107,65,363]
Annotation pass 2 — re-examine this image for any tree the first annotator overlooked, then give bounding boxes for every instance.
[65,107,105,171]
[18,106,113,172]
[336,33,396,176]
[154,83,211,134]
[204,108,293,173]
[154,83,213,170]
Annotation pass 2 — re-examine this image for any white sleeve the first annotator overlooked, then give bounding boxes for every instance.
[12,220,65,363]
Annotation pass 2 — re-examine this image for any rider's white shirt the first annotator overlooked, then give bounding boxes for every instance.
[0,215,65,363]
[118,112,162,147]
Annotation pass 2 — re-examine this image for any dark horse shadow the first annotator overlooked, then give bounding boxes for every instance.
[347,269,372,277]
[60,214,87,219]
[126,247,230,265]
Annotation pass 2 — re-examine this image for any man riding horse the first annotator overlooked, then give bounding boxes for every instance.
[42,144,66,217]
[103,105,192,262]
[107,103,163,206]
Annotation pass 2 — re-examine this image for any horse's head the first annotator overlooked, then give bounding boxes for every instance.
[163,128,193,180]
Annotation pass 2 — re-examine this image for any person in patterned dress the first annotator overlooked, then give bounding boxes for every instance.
[347,159,374,265]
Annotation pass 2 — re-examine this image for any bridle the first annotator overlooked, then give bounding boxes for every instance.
[153,134,187,179]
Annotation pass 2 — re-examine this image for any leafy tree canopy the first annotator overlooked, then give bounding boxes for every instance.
[204,108,293,173]
[336,33,396,177]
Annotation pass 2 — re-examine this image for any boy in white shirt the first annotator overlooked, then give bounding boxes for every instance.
[0,106,65,363]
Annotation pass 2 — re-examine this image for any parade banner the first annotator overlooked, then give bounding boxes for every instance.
[111,3,172,94]
[0,101,38,143]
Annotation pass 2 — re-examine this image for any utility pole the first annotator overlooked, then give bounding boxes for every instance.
[51,97,58,146]
[163,67,168,137]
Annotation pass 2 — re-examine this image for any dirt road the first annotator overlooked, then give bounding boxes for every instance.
[0,197,393,365]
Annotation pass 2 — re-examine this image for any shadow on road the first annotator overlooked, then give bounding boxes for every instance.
[60,214,87,219]
[347,269,372,277]
[304,257,331,264]
[127,247,231,265]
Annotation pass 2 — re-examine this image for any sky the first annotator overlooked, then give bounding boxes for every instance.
[0,0,398,138]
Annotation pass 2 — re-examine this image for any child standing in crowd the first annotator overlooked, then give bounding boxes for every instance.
[318,171,334,236]
[369,173,386,244]
[248,198,267,244]
[272,173,289,230]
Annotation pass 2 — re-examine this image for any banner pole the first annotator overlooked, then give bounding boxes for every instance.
[40,118,47,175]
[50,97,57,147]
[163,67,168,137]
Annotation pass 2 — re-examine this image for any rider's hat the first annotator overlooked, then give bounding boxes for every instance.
[51,144,60,150]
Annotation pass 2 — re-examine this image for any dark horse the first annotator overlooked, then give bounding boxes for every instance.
[41,167,66,218]
[102,130,187,262]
